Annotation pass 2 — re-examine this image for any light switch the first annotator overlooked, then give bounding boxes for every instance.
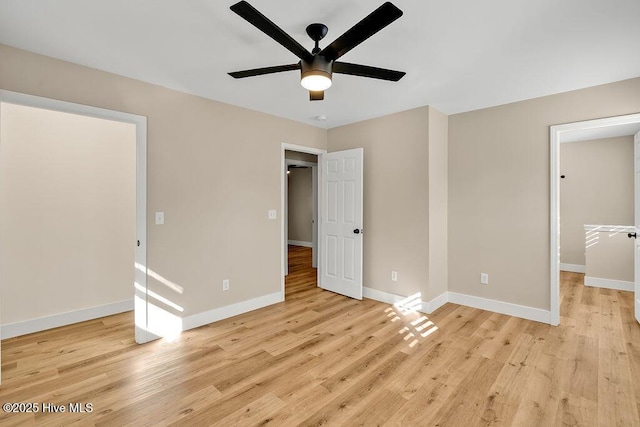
[155,212,164,225]
[268,210,277,220]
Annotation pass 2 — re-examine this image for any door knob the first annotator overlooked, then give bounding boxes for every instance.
[353,229,363,234]
[628,232,637,239]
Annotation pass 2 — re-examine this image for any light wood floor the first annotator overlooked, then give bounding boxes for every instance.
[1,247,640,426]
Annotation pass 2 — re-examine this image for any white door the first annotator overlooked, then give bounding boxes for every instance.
[635,131,640,323]
[319,148,363,299]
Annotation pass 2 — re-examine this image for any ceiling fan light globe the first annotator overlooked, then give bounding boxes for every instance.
[301,72,332,91]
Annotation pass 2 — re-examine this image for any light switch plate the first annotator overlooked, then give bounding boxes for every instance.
[155,212,164,225]
[268,210,277,220]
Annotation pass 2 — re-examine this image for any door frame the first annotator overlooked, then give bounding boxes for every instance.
[281,143,326,297]
[549,112,640,326]
[0,90,149,343]
[635,130,640,324]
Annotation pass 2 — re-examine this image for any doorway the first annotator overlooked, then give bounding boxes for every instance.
[286,155,318,262]
[0,90,148,347]
[281,144,326,298]
[550,113,640,325]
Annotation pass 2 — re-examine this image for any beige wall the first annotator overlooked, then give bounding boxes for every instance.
[287,167,313,243]
[449,77,640,310]
[328,107,430,298]
[0,103,135,325]
[0,44,327,320]
[560,136,634,266]
[427,107,448,300]
[326,106,448,301]
[585,229,634,282]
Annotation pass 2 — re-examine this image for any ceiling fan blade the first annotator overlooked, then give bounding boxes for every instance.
[319,2,403,61]
[229,63,300,79]
[310,90,324,101]
[333,62,405,81]
[230,1,313,62]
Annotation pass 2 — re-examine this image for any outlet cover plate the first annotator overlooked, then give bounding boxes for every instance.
[480,273,489,285]
[155,212,164,225]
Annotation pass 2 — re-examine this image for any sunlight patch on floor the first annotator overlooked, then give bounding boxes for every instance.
[383,292,440,348]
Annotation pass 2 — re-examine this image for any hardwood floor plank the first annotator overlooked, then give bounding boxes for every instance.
[555,394,598,427]
[567,334,599,402]
[343,388,407,426]
[210,392,285,427]
[598,294,640,426]
[386,380,456,426]
[261,384,334,426]
[561,271,584,320]
[431,336,488,388]
[482,332,545,425]
[429,356,504,426]
[510,351,565,426]
[320,332,406,393]
[306,333,381,381]
[299,351,410,426]
[476,316,529,363]
[624,342,640,418]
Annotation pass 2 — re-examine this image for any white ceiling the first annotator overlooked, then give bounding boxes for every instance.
[1,0,639,129]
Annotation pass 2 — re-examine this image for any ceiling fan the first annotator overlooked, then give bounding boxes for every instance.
[228,1,406,101]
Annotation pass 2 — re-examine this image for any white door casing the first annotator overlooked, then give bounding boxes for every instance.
[635,131,640,323]
[550,113,640,327]
[319,148,363,300]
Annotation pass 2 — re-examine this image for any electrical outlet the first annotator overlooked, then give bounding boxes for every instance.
[480,273,489,285]
[222,279,229,291]
[268,210,277,220]
[391,271,398,282]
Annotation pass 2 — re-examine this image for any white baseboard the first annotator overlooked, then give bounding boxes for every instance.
[362,287,407,305]
[448,292,551,324]
[1,299,134,339]
[2,292,284,341]
[182,291,283,332]
[363,287,550,324]
[422,292,449,314]
[559,263,585,273]
[363,287,446,314]
[288,240,312,248]
[584,276,634,292]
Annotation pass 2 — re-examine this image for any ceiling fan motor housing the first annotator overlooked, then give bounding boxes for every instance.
[301,55,333,83]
